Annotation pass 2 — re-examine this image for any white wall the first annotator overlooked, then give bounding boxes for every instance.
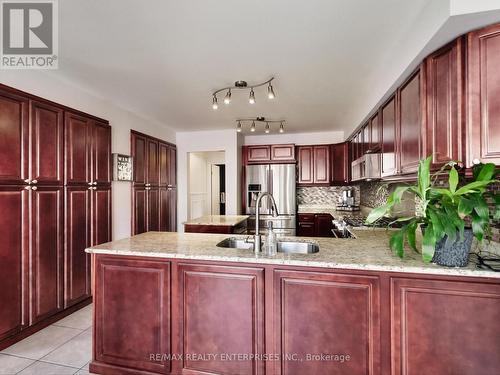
[244,131,344,145]
[176,130,241,231]
[451,0,500,15]
[0,71,176,241]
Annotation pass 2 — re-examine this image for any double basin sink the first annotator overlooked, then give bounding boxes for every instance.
[216,237,320,254]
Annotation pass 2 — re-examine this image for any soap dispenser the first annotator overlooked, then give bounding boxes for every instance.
[265,221,278,256]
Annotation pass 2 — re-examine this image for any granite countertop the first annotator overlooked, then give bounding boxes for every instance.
[182,215,249,226]
[297,204,372,218]
[86,231,500,279]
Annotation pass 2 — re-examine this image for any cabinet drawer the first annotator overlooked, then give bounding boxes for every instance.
[298,213,315,222]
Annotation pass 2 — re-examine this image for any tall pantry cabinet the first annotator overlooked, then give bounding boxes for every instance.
[131,130,177,235]
[0,84,111,348]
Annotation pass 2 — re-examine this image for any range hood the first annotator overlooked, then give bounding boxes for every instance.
[351,153,381,181]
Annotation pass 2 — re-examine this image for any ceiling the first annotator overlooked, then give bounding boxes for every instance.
[48,1,499,135]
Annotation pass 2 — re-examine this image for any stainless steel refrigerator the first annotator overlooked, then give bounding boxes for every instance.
[245,164,296,236]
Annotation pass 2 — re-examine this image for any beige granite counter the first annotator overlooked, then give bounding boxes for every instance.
[86,231,500,279]
[183,215,249,226]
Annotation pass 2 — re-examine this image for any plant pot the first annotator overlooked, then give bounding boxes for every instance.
[432,229,474,267]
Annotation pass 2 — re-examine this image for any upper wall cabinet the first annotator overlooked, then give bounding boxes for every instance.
[425,39,464,169]
[297,145,330,185]
[369,112,382,152]
[330,142,350,184]
[398,66,425,175]
[381,95,398,177]
[466,23,500,167]
[244,144,295,164]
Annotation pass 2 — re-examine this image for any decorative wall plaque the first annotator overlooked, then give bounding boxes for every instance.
[113,154,133,181]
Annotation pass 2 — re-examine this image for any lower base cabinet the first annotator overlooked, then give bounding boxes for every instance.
[176,264,265,375]
[274,270,380,375]
[94,256,171,374]
[391,278,500,375]
[90,256,500,375]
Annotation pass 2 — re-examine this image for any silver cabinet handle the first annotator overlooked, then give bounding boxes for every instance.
[88,186,93,190]
[31,186,37,190]
[93,182,97,185]
[31,180,38,184]
[25,186,31,190]
[88,182,93,185]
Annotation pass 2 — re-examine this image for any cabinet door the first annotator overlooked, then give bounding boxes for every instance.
[147,139,159,186]
[131,132,147,185]
[392,278,500,375]
[30,101,63,185]
[92,188,111,246]
[94,256,171,374]
[0,90,29,184]
[246,145,271,163]
[65,112,91,185]
[313,145,330,184]
[160,187,176,232]
[146,187,159,232]
[363,122,371,153]
[92,122,111,185]
[31,187,63,324]
[331,142,349,184]
[176,264,265,375]
[168,146,177,187]
[398,68,424,174]
[425,39,464,169]
[381,95,398,176]
[132,187,147,235]
[315,213,333,237]
[370,112,382,151]
[159,142,169,187]
[357,129,365,158]
[297,146,314,184]
[466,24,500,166]
[0,187,28,340]
[297,222,315,237]
[274,270,380,375]
[64,187,91,307]
[271,144,295,161]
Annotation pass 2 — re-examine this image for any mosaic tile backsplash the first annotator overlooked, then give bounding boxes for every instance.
[297,186,360,206]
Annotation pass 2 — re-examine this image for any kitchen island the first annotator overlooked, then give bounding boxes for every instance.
[86,232,500,375]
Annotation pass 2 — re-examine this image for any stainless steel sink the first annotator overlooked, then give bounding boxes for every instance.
[216,237,320,254]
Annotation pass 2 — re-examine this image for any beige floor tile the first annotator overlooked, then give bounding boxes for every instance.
[53,305,92,330]
[41,329,91,368]
[0,354,34,374]
[17,361,78,374]
[1,326,82,360]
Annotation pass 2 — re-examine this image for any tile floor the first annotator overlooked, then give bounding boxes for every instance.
[0,304,97,374]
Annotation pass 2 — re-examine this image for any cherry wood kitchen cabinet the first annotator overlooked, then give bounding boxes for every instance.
[65,112,92,186]
[176,263,265,375]
[363,122,371,153]
[244,144,295,164]
[0,187,28,341]
[93,256,171,374]
[297,145,330,185]
[131,131,177,234]
[331,142,350,184]
[31,101,64,185]
[370,112,382,152]
[381,95,398,177]
[0,90,29,184]
[64,187,91,307]
[92,122,112,185]
[391,277,500,375]
[92,187,112,248]
[425,39,464,169]
[274,270,380,375]
[466,23,500,167]
[398,67,425,174]
[298,213,334,237]
[30,187,64,324]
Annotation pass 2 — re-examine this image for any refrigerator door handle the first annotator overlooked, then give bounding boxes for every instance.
[268,168,273,214]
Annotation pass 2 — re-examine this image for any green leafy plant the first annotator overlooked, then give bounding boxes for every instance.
[365,156,500,262]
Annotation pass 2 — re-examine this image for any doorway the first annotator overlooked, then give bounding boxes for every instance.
[211,164,226,215]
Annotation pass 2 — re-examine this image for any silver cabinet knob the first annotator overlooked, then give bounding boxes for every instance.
[25,186,31,190]
[472,158,481,165]
[31,180,38,184]
[31,186,37,190]
[88,182,93,185]
[24,179,31,184]
[88,186,93,190]
[92,187,97,190]
[93,182,97,185]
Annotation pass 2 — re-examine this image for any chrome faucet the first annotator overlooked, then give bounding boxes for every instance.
[254,192,279,253]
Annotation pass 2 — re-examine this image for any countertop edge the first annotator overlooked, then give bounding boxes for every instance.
[85,247,500,279]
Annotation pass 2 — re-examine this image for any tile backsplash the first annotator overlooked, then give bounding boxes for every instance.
[297,186,360,206]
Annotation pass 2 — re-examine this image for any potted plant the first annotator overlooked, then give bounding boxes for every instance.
[365,156,500,266]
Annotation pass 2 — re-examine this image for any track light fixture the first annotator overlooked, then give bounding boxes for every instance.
[236,117,285,134]
[211,77,275,110]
